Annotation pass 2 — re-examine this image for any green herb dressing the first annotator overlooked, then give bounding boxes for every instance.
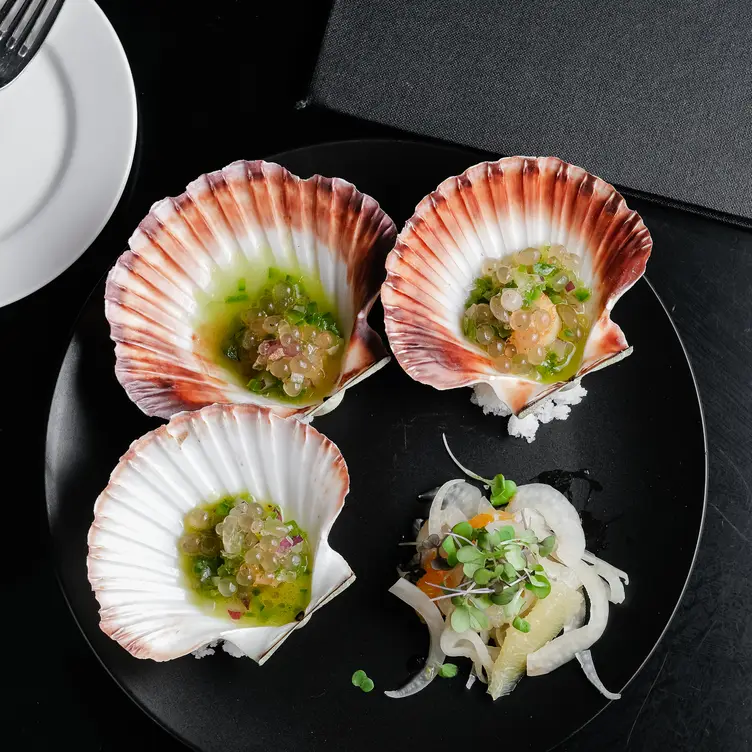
[192,261,344,403]
[180,494,313,626]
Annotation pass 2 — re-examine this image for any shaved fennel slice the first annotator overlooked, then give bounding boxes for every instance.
[560,557,621,699]
[576,649,622,700]
[541,558,581,591]
[440,625,495,681]
[385,579,445,698]
[427,479,483,537]
[526,561,609,676]
[519,507,552,542]
[583,551,629,605]
[508,484,586,566]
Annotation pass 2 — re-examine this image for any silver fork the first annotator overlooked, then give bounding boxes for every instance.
[0,0,65,90]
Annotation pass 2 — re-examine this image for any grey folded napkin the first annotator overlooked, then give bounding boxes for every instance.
[310,0,752,223]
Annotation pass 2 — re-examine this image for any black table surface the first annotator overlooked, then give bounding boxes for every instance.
[6,1,751,750]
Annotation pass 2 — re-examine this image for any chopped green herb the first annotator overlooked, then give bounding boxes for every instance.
[360,678,375,693]
[522,284,544,307]
[237,278,246,292]
[224,293,249,303]
[533,262,556,276]
[214,500,233,518]
[284,309,306,325]
[351,669,367,687]
[439,663,459,678]
[575,288,591,302]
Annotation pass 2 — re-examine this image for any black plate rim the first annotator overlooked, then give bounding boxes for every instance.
[44,138,709,752]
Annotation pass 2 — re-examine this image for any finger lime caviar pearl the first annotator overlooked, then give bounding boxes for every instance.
[179,494,312,626]
[462,244,592,383]
[195,266,344,403]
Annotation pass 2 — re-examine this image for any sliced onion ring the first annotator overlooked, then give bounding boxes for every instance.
[385,579,446,698]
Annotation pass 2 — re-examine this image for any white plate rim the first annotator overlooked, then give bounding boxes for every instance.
[0,0,137,307]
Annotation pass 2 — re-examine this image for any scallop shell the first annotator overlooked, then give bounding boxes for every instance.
[382,156,652,415]
[106,160,397,419]
[86,403,354,663]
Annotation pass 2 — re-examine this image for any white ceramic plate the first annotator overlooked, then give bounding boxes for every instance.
[0,0,137,306]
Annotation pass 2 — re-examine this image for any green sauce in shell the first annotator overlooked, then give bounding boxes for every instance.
[462,245,593,384]
[194,265,345,404]
[179,494,312,626]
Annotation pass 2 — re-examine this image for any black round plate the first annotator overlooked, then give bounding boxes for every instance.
[45,140,706,752]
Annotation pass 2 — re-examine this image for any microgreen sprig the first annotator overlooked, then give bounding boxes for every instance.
[435,518,556,632]
[442,435,517,507]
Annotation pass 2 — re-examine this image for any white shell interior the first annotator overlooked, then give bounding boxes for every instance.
[87,404,354,662]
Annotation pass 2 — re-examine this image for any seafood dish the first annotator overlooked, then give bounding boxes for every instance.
[105,160,396,419]
[87,404,353,662]
[387,439,627,700]
[382,156,652,440]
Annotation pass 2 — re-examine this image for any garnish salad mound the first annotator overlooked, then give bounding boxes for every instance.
[180,495,312,626]
[385,439,629,702]
[463,245,592,382]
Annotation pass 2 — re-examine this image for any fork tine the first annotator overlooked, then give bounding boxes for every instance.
[9,0,45,51]
[18,0,63,56]
[0,0,21,27]
[0,0,30,38]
